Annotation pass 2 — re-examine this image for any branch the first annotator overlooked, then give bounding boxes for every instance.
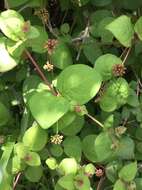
[122,47,131,65]
[86,113,104,128]
[25,50,57,96]
[13,172,22,190]
[96,177,105,190]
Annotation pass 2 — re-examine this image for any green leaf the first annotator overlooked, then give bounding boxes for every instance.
[0,38,18,72]
[95,54,122,81]
[98,17,114,43]
[92,0,112,6]
[103,114,114,129]
[28,26,48,53]
[49,144,63,157]
[127,89,139,107]
[26,26,40,40]
[115,0,142,10]
[29,91,70,129]
[106,15,134,47]
[57,64,102,105]
[50,41,73,70]
[83,39,102,64]
[135,178,142,190]
[63,136,82,161]
[82,135,99,162]
[74,174,90,190]
[60,23,70,34]
[23,123,48,151]
[23,75,43,103]
[0,101,10,126]
[53,111,77,131]
[90,10,112,37]
[24,151,41,166]
[95,132,113,162]
[14,142,29,159]
[0,10,25,41]
[113,179,127,190]
[0,142,14,184]
[7,0,28,7]
[61,116,84,136]
[134,17,142,41]
[11,155,25,174]
[6,39,25,60]
[119,162,137,182]
[58,174,75,190]
[100,78,130,112]
[46,157,58,170]
[58,158,78,175]
[106,161,122,183]
[25,166,43,182]
[116,136,135,159]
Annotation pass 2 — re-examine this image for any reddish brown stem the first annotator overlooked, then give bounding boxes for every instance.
[13,172,22,190]
[25,50,57,96]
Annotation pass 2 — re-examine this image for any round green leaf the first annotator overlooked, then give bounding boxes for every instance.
[46,157,58,170]
[29,26,48,53]
[49,144,63,157]
[63,136,82,161]
[61,116,84,136]
[119,162,137,182]
[106,161,122,183]
[95,54,122,81]
[83,39,102,64]
[116,136,135,159]
[25,166,43,182]
[58,158,78,175]
[0,10,25,41]
[58,174,75,190]
[100,78,129,112]
[24,151,41,166]
[57,64,102,105]
[14,142,29,159]
[50,41,73,70]
[53,111,77,131]
[95,132,113,162]
[74,174,90,190]
[82,135,99,162]
[29,91,70,129]
[23,124,48,151]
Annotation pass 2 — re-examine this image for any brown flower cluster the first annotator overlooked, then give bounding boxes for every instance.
[34,8,49,24]
[44,39,58,55]
[112,64,126,77]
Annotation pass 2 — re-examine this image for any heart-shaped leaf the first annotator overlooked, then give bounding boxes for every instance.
[29,91,70,129]
[57,64,102,105]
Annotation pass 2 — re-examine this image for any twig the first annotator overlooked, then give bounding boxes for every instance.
[45,20,58,38]
[86,113,104,128]
[25,50,57,96]
[96,177,105,190]
[122,48,131,65]
[76,24,89,61]
[13,173,22,190]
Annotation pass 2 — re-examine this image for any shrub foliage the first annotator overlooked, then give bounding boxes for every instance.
[0,0,142,189]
